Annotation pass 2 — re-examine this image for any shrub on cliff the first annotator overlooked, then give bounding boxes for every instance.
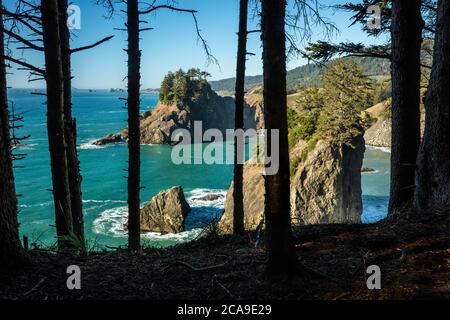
[159,68,210,107]
[288,60,371,149]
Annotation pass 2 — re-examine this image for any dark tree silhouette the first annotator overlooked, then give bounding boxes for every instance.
[232,0,249,235]
[389,0,424,214]
[58,0,84,240]
[1,1,112,247]
[93,1,216,252]
[126,0,141,252]
[122,1,217,251]
[0,0,26,268]
[415,0,450,212]
[261,0,297,274]
[41,0,74,245]
[304,0,436,70]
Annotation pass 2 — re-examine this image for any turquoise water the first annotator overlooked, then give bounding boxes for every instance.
[9,89,390,248]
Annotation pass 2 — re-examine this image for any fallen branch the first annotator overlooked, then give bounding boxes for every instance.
[23,277,46,296]
[213,275,235,299]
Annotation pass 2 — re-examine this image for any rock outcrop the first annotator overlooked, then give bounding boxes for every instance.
[290,135,365,225]
[93,131,127,146]
[218,163,265,234]
[138,186,191,234]
[362,99,426,148]
[364,118,392,147]
[218,136,365,234]
[363,100,392,147]
[95,84,264,146]
[244,90,265,131]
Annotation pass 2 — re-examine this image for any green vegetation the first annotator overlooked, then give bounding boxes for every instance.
[288,87,324,148]
[288,60,371,174]
[160,68,211,107]
[289,60,369,145]
[372,79,392,105]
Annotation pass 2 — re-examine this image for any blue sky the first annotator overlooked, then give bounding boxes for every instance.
[5,0,388,89]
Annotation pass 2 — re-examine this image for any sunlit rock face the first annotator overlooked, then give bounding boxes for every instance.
[219,136,365,234]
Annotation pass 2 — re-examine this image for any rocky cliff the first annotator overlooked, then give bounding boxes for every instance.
[95,84,264,146]
[290,135,365,225]
[364,118,392,147]
[362,99,425,148]
[218,136,365,234]
[363,100,392,147]
[218,163,265,234]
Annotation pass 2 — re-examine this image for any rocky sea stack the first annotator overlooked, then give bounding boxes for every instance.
[218,135,365,234]
[290,135,365,225]
[95,69,264,146]
[138,186,191,234]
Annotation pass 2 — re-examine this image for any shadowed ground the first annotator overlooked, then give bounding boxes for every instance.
[0,211,448,300]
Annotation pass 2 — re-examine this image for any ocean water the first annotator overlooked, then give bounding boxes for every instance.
[9,89,390,249]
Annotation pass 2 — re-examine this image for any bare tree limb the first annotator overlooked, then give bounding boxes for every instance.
[70,35,114,54]
[0,8,42,35]
[2,55,45,75]
[2,27,44,51]
[139,4,219,66]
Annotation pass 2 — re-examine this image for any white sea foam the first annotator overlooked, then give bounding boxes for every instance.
[92,206,128,237]
[186,188,227,209]
[92,205,204,242]
[19,201,52,209]
[367,145,391,153]
[362,169,380,174]
[92,188,227,241]
[141,228,203,241]
[79,140,106,150]
[83,199,127,204]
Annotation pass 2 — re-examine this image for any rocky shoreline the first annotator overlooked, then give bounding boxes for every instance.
[94,86,264,146]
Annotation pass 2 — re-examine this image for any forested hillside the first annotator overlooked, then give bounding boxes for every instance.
[210,57,390,93]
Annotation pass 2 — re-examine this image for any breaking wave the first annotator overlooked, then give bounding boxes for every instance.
[92,188,227,243]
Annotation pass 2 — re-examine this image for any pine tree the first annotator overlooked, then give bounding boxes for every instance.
[415,0,450,212]
[126,0,141,252]
[41,0,74,246]
[58,0,84,241]
[389,0,423,214]
[261,0,297,275]
[232,0,249,235]
[0,0,26,268]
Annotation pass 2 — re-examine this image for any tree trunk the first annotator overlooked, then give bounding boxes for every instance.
[0,0,26,268]
[41,0,73,246]
[389,0,423,214]
[415,0,450,211]
[232,0,248,235]
[58,0,84,240]
[127,0,141,252]
[261,0,297,274]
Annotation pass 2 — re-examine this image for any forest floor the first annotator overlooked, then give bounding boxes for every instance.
[0,211,449,300]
